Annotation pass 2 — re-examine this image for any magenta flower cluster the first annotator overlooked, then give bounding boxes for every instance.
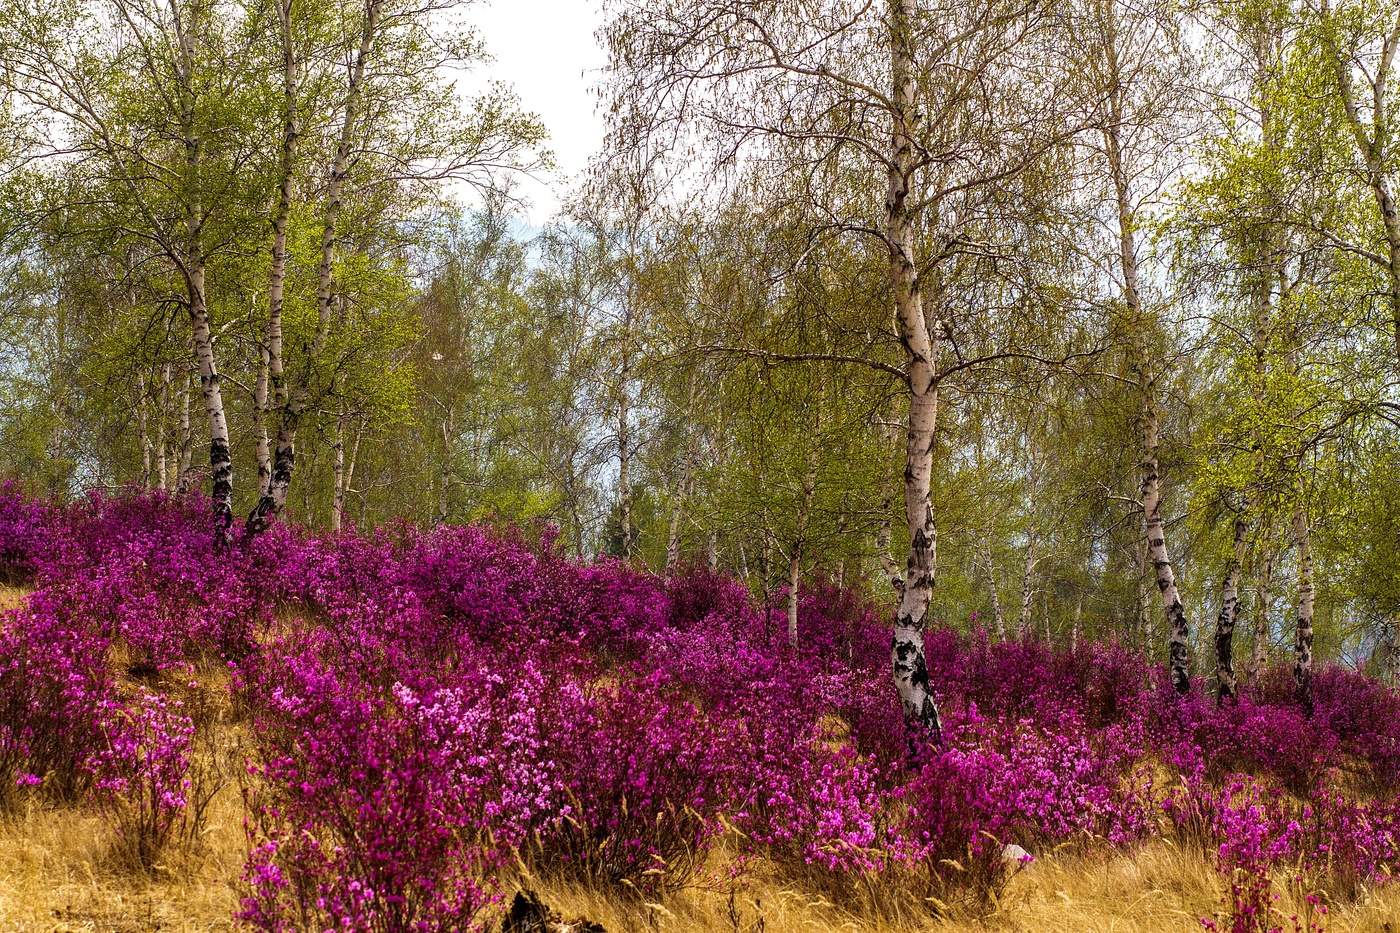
[0,488,1397,929]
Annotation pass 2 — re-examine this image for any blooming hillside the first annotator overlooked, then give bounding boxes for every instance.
[0,484,1397,931]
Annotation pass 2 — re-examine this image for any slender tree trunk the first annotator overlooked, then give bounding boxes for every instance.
[616,362,634,559]
[136,371,153,487]
[1018,534,1037,637]
[886,0,942,744]
[706,530,719,572]
[247,0,378,536]
[980,544,1006,640]
[1250,551,1273,684]
[330,415,346,532]
[156,362,170,491]
[1100,24,1191,690]
[1321,0,1400,363]
[254,346,271,497]
[1215,514,1247,702]
[1072,592,1083,652]
[435,410,452,524]
[786,440,819,652]
[175,362,194,494]
[174,11,233,543]
[665,475,687,573]
[1292,501,1315,713]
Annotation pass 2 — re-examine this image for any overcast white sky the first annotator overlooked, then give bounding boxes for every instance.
[469,0,608,226]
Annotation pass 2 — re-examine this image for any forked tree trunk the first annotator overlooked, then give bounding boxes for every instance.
[1293,501,1315,713]
[886,0,942,745]
[1215,514,1247,702]
[247,0,377,537]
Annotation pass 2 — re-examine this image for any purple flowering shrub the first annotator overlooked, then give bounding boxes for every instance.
[90,687,195,867]
[1,486,1398,927]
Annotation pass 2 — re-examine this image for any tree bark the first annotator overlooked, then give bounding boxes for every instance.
[980,543,1005,640]
[786,440,819,652]
[175,361,194,494]
[247,0,377,536]
[156,361,170,491]
[1249,551,1273,684]
[886,0,942,745]
[1292,501,1315,713]
[136,371,153,487]
[174,6,233,543]
[1215,513,1247,702]
[1018,534,1037,637]
[1320,0,1400,363]
[1100,10,1191,691]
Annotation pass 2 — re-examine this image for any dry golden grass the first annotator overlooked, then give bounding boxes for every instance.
[0,585,27,611]
[1,582,1397,931]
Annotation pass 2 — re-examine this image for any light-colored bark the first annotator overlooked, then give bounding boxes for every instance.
[174,5,233,542]
[1214,514,1247,702]
[1292,500,1315,712]
[1099,1,1190,692]
[249,0,378,535]
[175,362,194,494]
[136,371,153,487]
[1018,534,1037,637]
[1250,551,1274,684]
[1320,0,1400,363]
[156,362,170,491]
[786,440,820,651]
[254,345,271,497]
[887,0,942,743]
[981,543,1006,639]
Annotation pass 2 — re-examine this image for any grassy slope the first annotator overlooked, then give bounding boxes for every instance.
[2,585,1398,932]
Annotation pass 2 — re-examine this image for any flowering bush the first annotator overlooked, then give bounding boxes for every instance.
[90,688,194,867]
[0,487,1397,928]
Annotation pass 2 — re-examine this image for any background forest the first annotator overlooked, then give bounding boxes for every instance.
[1,0,1399,693]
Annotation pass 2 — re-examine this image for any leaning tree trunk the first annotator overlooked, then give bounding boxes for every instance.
[1215,513,1247,702]
[886,0,942,745]
[1292,501,1315,713]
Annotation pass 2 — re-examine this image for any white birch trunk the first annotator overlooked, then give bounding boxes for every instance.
[156,362,170,491]
[175,9,233,543]
[887,0,942,743]
[786,441,819,652]
[1250,552,1273,684]
[1100,16,1191,691]
[248,0,376,535]
[1292,501,1315,712]
[981,544,1006,640]
[136,371,153,487]
[1214,514,1247,702]
[1018,534,1037,637]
